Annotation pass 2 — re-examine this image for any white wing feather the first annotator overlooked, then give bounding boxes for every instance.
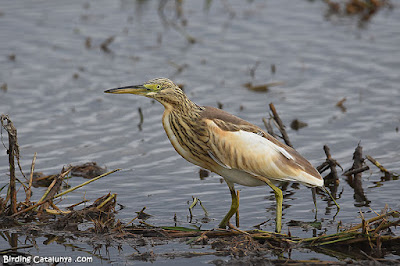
[206,120,323,187]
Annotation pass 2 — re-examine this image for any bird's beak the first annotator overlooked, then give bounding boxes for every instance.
[104,85,148,95]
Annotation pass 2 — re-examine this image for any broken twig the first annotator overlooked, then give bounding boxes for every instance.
[262,117,277,138]
[366,155,398,178]
[320,145,342,185]
[343,166,369,176]
[269,103,293,148]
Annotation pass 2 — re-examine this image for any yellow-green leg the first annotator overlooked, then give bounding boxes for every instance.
[219,184,239,228]
[264,179,283,233]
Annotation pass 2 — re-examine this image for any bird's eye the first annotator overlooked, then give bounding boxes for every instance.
[156,85,161,90]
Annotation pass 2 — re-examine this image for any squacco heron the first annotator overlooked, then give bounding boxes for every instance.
[105,78,323,233]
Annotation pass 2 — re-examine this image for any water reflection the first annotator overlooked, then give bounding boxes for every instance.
[346,174,371,207]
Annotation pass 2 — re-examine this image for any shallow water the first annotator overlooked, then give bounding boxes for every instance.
[1,0,400,264]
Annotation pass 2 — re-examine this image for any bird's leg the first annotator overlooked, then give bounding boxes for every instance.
[219,184,239,229]
[264,179,283,233]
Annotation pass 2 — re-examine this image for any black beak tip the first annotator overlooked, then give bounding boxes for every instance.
[104,88,121,93]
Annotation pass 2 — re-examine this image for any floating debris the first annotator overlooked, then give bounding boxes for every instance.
[138,107,144,131]
[324,0,393,27]
[8,54,16,61]
[243,81,284,92]
[1,83,7,92]
[271,64,276,74]
[199,169,210,180]
[242,82,269,92]
[290,119,308,130]
[70,162,107,179]
[336,97,347,112]
[100,36,115,53]
[32,172,59,188]
[249,61,260,80]
[85,36,92,49]
[31,162,107,186]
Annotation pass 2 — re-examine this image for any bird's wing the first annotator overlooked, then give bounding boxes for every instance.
[200,107,323,187]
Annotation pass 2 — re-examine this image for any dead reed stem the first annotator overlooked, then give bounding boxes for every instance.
[1,115,18,214]
[26,152,37,203]
[54,168,121,199]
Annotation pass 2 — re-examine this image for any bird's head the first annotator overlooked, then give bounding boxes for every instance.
[105,77,198,111]
[105,77,182,99]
